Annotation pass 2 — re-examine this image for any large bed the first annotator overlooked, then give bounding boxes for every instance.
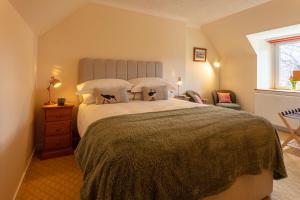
[75,59,287,200]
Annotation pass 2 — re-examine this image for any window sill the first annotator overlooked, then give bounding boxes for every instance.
[255,88,300,97]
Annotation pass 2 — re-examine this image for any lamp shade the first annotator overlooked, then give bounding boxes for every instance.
[177,77,183,85]
[293,70,300,81]
[49,76,62,88]
[53,81,62,88]
[45,76,62,105]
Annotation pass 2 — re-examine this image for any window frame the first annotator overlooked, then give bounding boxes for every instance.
[274,39,300,90]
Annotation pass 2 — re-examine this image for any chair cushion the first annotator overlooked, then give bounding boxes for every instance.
[217,92,232,103]
[216,103,241,110]
[186,90,202,103]
[193,95,204,104]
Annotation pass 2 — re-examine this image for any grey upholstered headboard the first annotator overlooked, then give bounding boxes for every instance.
[78,58,163,84]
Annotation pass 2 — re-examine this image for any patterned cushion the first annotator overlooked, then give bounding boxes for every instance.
[94,87,129,104]
[142,85,168,101]
[193,95,204,104]
[217,92,232,103]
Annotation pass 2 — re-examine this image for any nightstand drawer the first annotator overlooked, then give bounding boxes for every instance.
[45,121,70,136]
[45,109,72,122]
[44,135,70,150]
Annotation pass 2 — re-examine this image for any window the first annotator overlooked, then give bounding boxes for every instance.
[275,40,300,89]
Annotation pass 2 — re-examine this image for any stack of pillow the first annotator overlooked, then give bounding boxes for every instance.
[76,78,176,105]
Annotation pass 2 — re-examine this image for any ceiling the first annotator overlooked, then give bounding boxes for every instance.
[9,0,271,35]
[93,0,271,26]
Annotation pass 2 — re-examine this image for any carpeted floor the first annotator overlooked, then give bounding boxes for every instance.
[16,132,300,200]
[16,155,82,200]
[269,132,300,200]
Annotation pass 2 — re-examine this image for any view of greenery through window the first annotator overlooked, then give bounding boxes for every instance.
[278,41,300,88]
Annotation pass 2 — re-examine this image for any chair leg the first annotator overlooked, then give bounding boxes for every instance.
[293,134,300,146]
[278,113,300,148]
[282,135,294,148]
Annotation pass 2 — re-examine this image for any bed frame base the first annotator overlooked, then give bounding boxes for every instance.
[203,170,273,200]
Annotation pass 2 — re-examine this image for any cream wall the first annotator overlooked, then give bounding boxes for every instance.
[37,3,186,107]
[37,3,219,106]
[202,0,300,112]
[185,27,220,102]
[0,0,37,199]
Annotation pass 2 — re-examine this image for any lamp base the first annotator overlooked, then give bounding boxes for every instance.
[44,100,56,105]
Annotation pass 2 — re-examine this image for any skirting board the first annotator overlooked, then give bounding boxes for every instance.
[13,147,36,200]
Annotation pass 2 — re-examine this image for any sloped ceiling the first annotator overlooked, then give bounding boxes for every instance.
[9,0,271,35]
[93,0,271,27]
[9,0,86,35]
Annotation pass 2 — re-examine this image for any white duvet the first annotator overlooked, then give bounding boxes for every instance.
[77,98,206,137]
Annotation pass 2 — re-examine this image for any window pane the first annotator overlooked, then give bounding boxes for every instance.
[278,41,300,87]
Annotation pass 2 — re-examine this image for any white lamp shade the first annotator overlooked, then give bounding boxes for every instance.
[177,77,183,85]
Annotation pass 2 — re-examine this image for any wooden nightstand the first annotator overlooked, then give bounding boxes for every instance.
[174,95,191,101]
[40,104,74,159]
[201,98,208,104]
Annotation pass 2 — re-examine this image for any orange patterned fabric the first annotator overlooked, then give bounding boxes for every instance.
[217,92,232,103]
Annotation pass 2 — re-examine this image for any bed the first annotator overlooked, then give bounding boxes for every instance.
[75,58,287,200]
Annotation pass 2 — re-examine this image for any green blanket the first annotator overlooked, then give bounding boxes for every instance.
[75,106,287,200]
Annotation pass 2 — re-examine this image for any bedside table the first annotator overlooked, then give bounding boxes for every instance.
[174,95,191,101]
[40,104,74,159]
[201,98,208,104]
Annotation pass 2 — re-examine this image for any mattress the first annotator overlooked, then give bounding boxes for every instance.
[77,98,205,137]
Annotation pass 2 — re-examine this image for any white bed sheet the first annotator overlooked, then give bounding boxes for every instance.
[77,98,206,137]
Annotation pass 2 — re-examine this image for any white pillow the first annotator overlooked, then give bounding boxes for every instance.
[77,79,133,95]
[82,93,95,105]
[128,92,143,101]
[128,78,176,93]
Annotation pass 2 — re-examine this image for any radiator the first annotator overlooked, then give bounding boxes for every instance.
[254,90,300,129]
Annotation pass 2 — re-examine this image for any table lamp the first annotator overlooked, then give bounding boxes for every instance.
[177,76,183,96]
[45,76,62,105]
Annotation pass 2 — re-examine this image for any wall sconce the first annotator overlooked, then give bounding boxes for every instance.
[213,61,221,68]
[177,76,183,95]
[45,76,62,105]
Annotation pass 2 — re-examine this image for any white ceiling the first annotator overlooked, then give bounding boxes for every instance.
[9,0,271,35]
[92,0,271,26]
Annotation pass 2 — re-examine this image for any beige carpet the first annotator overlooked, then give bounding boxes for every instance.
[16,155,82,200]
[270,132,300,200]
[16,132,300,200]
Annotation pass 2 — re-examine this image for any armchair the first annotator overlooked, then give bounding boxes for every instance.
[212,90,241,110]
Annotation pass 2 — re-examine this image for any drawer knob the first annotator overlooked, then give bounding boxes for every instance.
[56,128,61,132]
